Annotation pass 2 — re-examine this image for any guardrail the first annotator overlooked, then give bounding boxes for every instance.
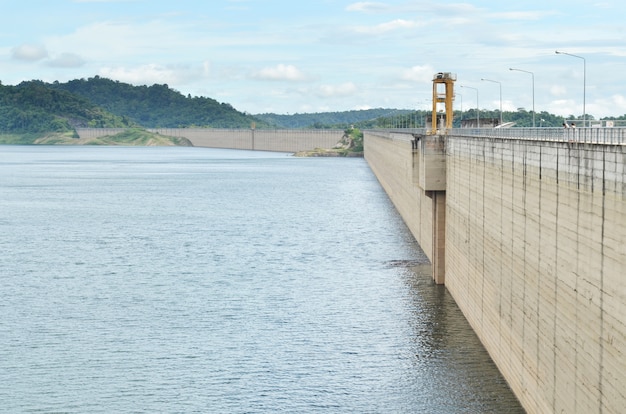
[449,127,626,144]
[366,127,626,145]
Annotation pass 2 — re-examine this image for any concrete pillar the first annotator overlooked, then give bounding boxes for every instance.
[416,134,447,283]
[430,191,446,284]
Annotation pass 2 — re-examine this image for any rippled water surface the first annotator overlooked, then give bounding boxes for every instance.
[0,146,524,413]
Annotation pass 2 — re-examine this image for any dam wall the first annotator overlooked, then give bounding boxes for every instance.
[76,128,344,152]
[363,131,436,272]
[364,130,626,413]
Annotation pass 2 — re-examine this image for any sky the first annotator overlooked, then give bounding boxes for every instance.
[1,0,626,118]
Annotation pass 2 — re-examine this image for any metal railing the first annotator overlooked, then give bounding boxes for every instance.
[366,127,626,145]
[448,127,626,144]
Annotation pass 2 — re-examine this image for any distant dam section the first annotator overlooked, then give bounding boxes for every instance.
[364,128,626,414]
[75,128,345,152]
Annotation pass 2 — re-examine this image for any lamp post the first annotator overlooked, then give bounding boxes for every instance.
[460,85,479,127]
[555,50,586,127]
[509,68,535,127]
[481,78,502,126]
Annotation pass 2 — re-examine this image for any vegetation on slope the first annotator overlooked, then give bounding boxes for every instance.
[88,128,192,146]
[0,128,192,146]
[49,76,270,129]
[0,80,134,134]
[294,127,363,157]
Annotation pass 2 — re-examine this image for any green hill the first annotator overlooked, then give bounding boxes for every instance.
[0,76,274,143]
[49,76,269,129]
[0,80,134,134]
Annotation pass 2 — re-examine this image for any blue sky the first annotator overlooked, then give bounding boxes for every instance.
[1,0,625,118]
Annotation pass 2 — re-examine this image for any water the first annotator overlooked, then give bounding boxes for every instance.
[0,146,524,413]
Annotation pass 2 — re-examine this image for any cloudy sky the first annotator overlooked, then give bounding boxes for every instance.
[1,0,625,118]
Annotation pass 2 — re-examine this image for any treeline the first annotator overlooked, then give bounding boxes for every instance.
[353,108,598,129]
[255,108,598,130]
[253,108,413,129]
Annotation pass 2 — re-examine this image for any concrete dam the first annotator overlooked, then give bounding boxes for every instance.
[76,127,344,152]
[364,128,625,414]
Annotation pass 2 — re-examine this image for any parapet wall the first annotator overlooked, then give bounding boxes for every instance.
[365,130,626,413]
[76,128,344,152]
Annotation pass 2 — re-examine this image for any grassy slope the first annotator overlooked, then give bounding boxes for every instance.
[0,129,192,146]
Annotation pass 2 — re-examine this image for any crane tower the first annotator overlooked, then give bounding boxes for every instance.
[430,72,456,134]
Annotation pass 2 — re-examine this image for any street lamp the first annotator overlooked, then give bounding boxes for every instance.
[509,68,535,127]
[481,78,502,126]
[460,85,479,127]
[555,50,586,127]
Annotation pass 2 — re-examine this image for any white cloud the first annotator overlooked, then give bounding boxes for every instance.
[47,53,86,68]
[431,3,482,17]
[490,11,554,21]
[401,65,435,83]
[352,19,420,35]
[550,84,568,97]
[587,94,626,119]
[251,64,309,81]
[44,20,197,62]
[202,61,211,77]
[610,94,626,108]
[546,99,578,117]
[99,64,197,86]
[12,44,48,61]
[346,2,390,13]
[376,19,419,32]
[316,82,358,98]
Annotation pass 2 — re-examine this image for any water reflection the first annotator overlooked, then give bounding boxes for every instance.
[400,263,525,413]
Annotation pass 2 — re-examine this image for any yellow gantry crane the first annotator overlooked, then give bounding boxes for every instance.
[430,72,456,134]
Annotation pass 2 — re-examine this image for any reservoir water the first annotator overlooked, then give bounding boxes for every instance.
[0,146,524,413]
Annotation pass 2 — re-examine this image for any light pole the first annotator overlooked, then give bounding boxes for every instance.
[509,67,535,127]
[460,85,479,127]
[481,78,502,126]
[555,50,586,127]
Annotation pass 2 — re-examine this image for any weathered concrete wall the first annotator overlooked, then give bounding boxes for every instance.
[365,131,626,413]
[76,128,343,152]
[445,137,625,414]
[363,131,435,272]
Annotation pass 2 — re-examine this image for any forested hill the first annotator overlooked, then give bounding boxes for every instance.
[49,76,269,129]
[0,77,270,134]
[0,80,133,133]
[254,108,413,128]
